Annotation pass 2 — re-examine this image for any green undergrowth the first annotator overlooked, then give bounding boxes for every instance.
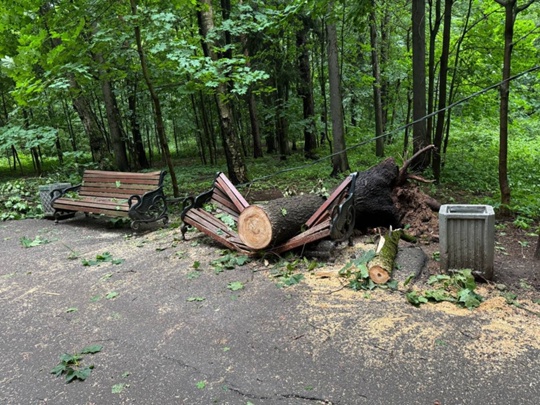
[2,119,540,223]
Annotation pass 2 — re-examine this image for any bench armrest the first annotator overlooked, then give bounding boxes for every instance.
[127,186,168,228]
[50,184,82,203]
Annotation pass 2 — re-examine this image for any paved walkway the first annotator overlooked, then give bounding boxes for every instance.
[1,218,539,404]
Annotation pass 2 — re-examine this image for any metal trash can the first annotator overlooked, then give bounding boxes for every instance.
[439,204,495,280]
[39,183,71,218]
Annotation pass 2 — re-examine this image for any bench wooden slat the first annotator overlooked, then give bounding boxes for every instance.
[305,175,352,228]
[184,210,250,253]
[83,170,162,180]
[273,220,332,254]
[53,198,129,211]
[215,174,249,213]
[80,189,150,198]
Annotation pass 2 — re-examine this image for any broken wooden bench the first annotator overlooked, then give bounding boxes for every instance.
[50,170,168,230]
[180,171,357,255]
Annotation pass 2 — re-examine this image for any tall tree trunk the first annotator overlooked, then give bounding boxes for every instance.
[197,0,248,184]
[327,6,349,177]
[61,98,77,152]
[370,0,384,157]
[239,21,263,159]
[100,70,129,171]
[427,0,442,148]
[411,0,429,169]
[130,0,179,197]
[275,74,291,160]
[494,0,535,214]
[379,3,391,132]
[70,78,108,166]
[247,89,263,158]
[317,20,330,147]
[443,0,473,159]
[127,81,150,169]
[297,16,317,159]
[432,0,453,182]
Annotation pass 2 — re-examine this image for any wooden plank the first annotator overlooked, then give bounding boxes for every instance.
[213,188,241,213]
[52,202,130,217]
[187,210,243,245]
[79,188,149,198]
[53,198,130,213]
[215,174,249,212]
[212,194,241,218]
[81,182,157,190]
[305,175,352,228]
[184,210,250,253]
[83,170,162,180]
[272,220,332,254]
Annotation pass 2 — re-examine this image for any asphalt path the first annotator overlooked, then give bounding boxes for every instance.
[1,217,539,404]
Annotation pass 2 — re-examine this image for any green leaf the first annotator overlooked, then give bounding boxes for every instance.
[51,363,67,376]
[80,345,103,354]
[105,291,119,300]
[406,291,429,306]
[112,383,127,394]
[187,296,205,302]
[72,366,93,381]
[193,261,200,269]
[227,281,244,291]
[282,273,304,286]
[115,181,121,188]
[457,288,483,309]
[196,380,206,389]
[66,307,78,313]
[187,271,201,280]
[403,274,415,287]
[20,235,50,248]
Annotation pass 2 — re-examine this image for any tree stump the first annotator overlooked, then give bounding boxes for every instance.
[238,194,325,250]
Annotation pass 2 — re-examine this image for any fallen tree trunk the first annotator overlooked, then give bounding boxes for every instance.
[354,158,402,231]
[368,229,416,284]
[238,194,325,250]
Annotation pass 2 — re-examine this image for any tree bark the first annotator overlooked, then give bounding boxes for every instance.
[71,78,107,166]
[327,5,349,176]
[100,69,129,171]
[127,80,149,169]
[197,0,249,184]
[297,16,317,159]
[238,194,325,250]
[130,0,179,197]
[369,0,384,157]
[411,0,429,169]
[432,0,453,182]
[426,0,442,151]
[369,229,416,284]
[353,158,402,231]
[496,0,516,215]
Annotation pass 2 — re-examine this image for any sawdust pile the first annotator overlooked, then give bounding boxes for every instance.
[297,266,540,371]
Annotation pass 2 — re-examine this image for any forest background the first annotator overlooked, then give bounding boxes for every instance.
[0,0,539,253]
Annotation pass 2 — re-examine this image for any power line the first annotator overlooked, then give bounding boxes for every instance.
[238,64,540,188]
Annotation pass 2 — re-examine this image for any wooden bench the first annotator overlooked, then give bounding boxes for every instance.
[181,172,251,253]
[180,171,357,255]
[50,170,168,230]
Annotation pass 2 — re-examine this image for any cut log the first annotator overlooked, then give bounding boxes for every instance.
[368,229,416,284]
[238,194,325,250]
